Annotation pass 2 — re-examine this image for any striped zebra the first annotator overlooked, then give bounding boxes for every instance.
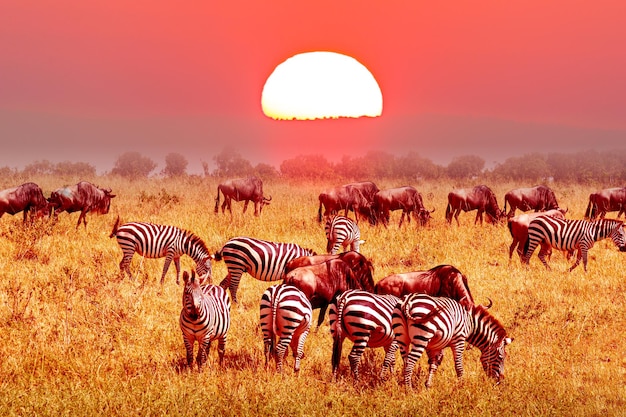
[522,216,626,271]
[213,236,316,303]
[260,284,312,373]
[329,289,401,381]
[180,270,231,372]
[392,294,512,389]
[110,218,213,284]
[324,215,363,255]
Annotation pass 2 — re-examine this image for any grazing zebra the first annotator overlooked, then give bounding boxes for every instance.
[259,284,312,373]
[109,218,213,284]
[180,270,231,372]
[329,289,400,381]
[522,216,626,271]
[213,236,316,303]
[324,215,363,255]
[392,294,512,389]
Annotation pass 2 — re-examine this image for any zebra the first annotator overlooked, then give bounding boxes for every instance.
[110,218,213,284]
[329,289,400,382]
[392,293,512,389]
[180,270,231,372]
[324,215,363,255]
[522,216,626,271]
[259,284,312,373]
[213,236,316,303]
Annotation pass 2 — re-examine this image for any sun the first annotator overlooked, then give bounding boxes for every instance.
[261,51,383,120]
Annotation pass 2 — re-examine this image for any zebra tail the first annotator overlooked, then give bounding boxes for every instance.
[334,294,348,340]
[271,289,280,338]
[108,215,120,238]
[213,250,223,262]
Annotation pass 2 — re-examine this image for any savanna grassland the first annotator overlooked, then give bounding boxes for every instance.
[0,175,624,417]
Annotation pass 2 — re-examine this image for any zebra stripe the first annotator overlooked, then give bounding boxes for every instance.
[180,270,231,372]
[523,216,626,271]
[329,289,400,381]
[324,215,362,255]
[111,220,212,284]
[259,284,312,373]
[392,293,511,389]
[214,236,316,303]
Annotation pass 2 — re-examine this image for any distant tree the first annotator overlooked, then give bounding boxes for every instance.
[111,151,157,178]
[395,151,443,179]
[54,161,97,177]
[163,152,188,177]
[22,160,55,176]
[213,147,253,177]
[446,155,485,179]
[254,163,280,179]
[280,154,334,180]
[361,150,397,178]
[491,153,549,182]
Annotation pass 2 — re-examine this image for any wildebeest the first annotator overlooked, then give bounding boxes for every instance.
[372,186,435,227]
[507,208,567,260]
[283,257,376,329]
[445,185,504,226]
[503,185,560,219]
[0,182,49,223]
[374,264,474,311]
[285,251,374,285]
[584,187,626,220]
[317,181,378,224]
[48,181,115,228]
[214,176,271,217]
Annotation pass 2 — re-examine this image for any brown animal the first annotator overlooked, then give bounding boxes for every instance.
[504,185,560,219]
[48,181,115,229]
[584,187,626,220]
[445,185,504,226]
[372,186,435,227]
[374,264,474,311]
[285,251,374,284]
[0,182,49,223]
[214,176,271,216]
[507,209,567,260]
[317,184,376,224]
[283,257,375,328]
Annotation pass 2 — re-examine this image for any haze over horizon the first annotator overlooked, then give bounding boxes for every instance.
[2,2,624,175]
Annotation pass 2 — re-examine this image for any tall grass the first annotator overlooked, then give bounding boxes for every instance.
[0,176,624,416]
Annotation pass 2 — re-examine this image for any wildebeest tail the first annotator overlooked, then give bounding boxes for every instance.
[317,197,323,223]
[583,196,593,219]
[108,215,120,238]
[445,202,452,222]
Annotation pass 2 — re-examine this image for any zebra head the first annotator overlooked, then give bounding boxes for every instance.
[196,256,213,284]
[610,223,626,251]
[480,336,513,383]
[182,270,204,320]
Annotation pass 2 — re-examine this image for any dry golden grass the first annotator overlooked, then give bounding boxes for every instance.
[1,175,625,416]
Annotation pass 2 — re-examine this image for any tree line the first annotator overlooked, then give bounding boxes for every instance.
[4,147,626,184]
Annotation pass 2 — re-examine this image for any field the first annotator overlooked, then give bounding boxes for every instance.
[1,175,625,416]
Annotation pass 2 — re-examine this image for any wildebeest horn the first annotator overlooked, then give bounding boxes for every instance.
[430,207,436,213]
[483,298,493,309]
[263,195,272,202]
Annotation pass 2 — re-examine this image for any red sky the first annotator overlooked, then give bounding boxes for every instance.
[1,1,625,173]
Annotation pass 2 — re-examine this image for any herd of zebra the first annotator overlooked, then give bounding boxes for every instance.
[108,214,515,388]
[103,180,626,389]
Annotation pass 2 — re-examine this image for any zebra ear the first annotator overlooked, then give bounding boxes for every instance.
[505,337,513,345]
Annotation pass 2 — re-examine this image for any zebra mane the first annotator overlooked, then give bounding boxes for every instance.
[472,304,507,342]
[183,230,210,256]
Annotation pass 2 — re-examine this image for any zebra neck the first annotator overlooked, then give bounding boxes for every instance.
[466,309,505,351]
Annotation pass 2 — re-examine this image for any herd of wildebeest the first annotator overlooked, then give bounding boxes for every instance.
[1,177,625,388]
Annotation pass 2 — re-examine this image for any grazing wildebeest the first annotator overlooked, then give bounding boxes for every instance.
[0,182,49,223]
[214,176,271,217]
[507,208,567,260]
[504,185,560,219]
[48,181,115,228]
[584,187,626,220]
[285,251,374,286]
[374,264,474,311]
[372,186,435,227]
[283,257,376,329]
[317,181,378,224]
[445,185,504,226]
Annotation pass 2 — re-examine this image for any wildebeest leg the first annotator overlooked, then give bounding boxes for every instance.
[509,238,519,260]
[317,304,328,328]
[160,249,176,284]
[77,209,88,229]
[474,209,483,225]
[331,334,344,380]
[399,211,406,228]
[242,200,249,214]
[453,208,461,226]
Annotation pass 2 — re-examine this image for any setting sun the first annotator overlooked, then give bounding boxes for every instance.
[261,51,383,120]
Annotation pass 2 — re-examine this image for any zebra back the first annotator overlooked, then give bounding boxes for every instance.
[325,215,361,254]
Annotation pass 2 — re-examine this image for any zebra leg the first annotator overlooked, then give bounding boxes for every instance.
[160,249,176,284]
[227,270,244,304]
[537,249,551,270]
[197,339,210,372]
[404,346,426,389]
[119,252,134,279]
[173,257,181,285]
[425,350,444,388]
[347,342,367,381]
[380,341,398,379]
[450,341,466,381]
[569,248,584,272]
[275,339,290,373]
[217,336,226,366]
[183,337,196,369]
[291,328,309,374]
